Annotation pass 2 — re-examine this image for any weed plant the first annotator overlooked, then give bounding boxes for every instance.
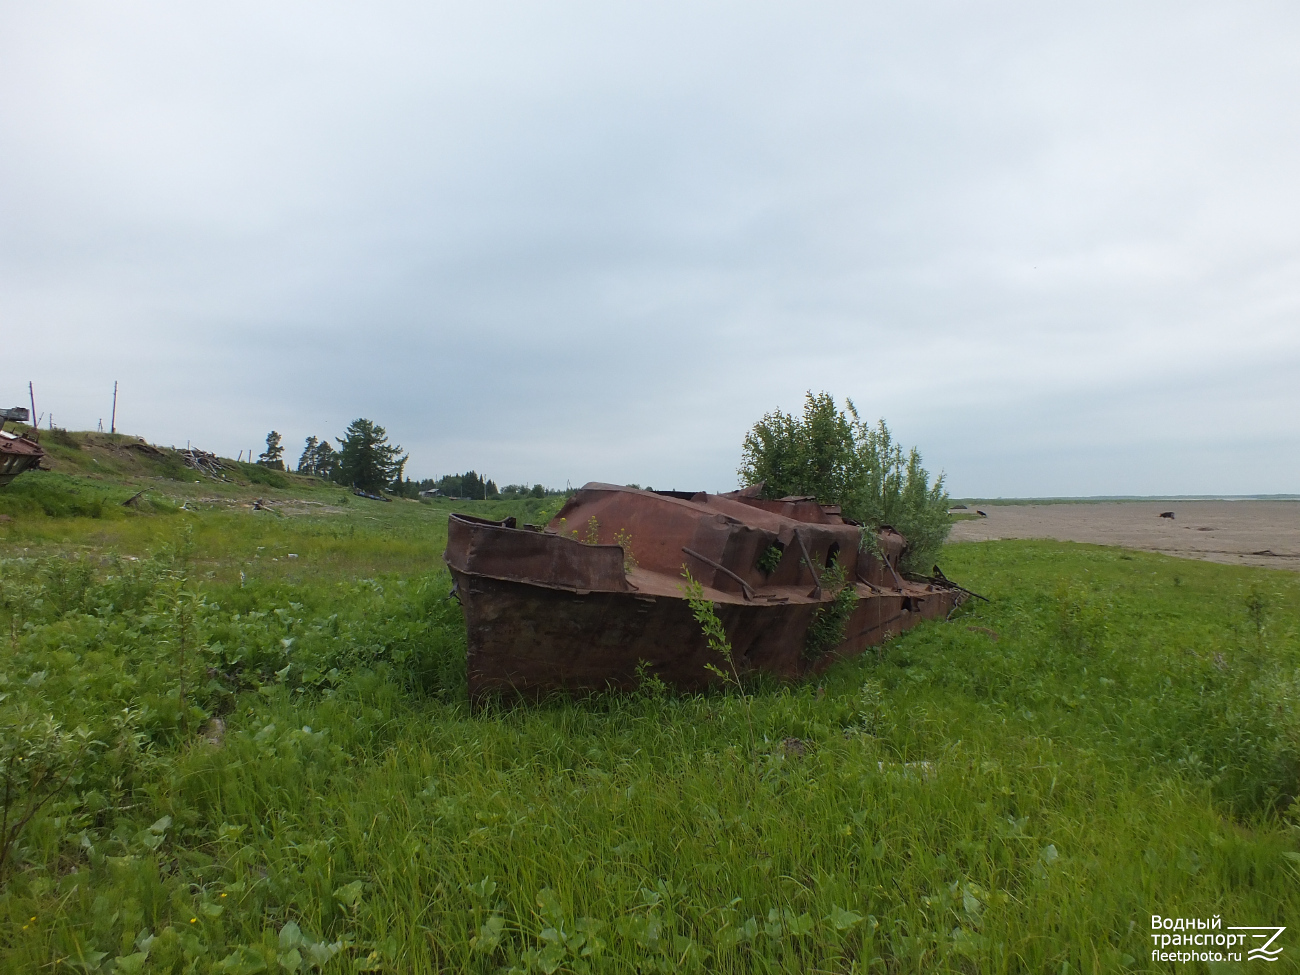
[0,475,1296,973]
[803,560,857,661]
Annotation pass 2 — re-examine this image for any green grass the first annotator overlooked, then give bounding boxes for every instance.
[0,456,1297,973]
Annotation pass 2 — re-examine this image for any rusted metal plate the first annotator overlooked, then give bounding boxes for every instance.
[0,431,45,487]
[446,483,965,700]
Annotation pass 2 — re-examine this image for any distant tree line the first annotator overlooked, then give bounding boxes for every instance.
[431,471,498,500]
[255,422,560,499]
[399,474,556,500]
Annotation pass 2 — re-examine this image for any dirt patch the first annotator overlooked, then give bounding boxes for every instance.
[950,501,1300,572]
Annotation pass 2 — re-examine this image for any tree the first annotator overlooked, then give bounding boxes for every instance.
[738,392,951,572]
[336,419,407,492]
[498,483,549,499]
[297,436,318,473]
[461,471,484,499]
[258,431,285,470]
[297,436,339,480]
[429,471,503,499]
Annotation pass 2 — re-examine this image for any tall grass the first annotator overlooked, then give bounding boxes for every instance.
[0,483,1296,972]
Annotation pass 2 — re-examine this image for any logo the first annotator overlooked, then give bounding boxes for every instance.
[1228,926,1286,963]
[1151,915,1285,964]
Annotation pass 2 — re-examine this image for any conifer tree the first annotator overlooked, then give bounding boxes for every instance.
[297,436,318,473]
[257,431,285,470]
[297,436,339,479]
[336,419,406,492]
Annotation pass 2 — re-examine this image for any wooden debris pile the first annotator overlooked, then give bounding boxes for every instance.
[179,447,230,480]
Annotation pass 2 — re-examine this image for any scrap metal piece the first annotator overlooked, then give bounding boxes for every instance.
[787,529,821,599]
[682,547,755,600]
[445,482,968,701]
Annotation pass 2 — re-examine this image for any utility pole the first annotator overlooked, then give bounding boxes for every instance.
[28,382,37,441]
[111,381,117,434]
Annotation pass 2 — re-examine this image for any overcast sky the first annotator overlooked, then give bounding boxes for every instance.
[3,3,1297,497]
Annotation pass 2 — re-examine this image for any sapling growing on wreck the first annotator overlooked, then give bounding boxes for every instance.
[804,558,858,660]
[739,392,952,572]
[613,528,637,571]
[681,567,755,751]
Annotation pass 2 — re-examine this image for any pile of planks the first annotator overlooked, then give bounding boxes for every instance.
[179,447,229,480]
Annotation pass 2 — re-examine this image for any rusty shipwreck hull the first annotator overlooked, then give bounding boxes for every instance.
[445,483,964,701]
[0,430,45,487]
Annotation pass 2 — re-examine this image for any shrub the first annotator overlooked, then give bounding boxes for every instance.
[738,392,951,572]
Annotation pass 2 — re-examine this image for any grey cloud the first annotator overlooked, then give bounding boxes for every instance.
[3,2,1298,495]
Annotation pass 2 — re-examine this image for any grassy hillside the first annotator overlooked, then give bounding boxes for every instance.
[0,439,1297,973]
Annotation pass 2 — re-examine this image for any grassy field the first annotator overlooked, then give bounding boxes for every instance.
[0,435,1297,973]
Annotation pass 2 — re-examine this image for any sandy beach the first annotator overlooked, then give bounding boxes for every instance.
[948,500,1300,572]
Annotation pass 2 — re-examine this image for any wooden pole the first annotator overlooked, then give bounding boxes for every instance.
[28,382,37,442]
[110,381,117,434]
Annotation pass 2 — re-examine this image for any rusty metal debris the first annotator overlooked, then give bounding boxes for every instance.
[445,482,969,701]
[0,408,44,487]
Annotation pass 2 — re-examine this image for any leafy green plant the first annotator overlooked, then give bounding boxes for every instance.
[756,544,783,575]
[804,559,857,660]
